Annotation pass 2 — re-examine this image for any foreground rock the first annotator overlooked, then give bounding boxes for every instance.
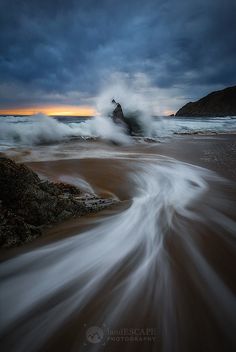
[0,157,116,248]
[175,86,236,117]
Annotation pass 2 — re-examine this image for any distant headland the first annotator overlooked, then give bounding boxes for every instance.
[175,86,236,117]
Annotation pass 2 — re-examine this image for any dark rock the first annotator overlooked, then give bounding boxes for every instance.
[175,86,236,117]
[123,111,144,135]
[112,99,125,123]
[111,100,143,135]
[0,157,116,248]
[0,204,41,247]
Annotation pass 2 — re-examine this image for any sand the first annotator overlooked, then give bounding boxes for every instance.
[0,135,236,352]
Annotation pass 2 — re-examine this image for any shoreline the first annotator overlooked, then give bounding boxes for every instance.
[1,134,236,253]
[0,134,236,351]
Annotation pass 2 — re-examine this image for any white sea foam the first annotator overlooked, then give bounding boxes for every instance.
[0,114,75,145]
[0,114,132,147]
[1,111,236,151]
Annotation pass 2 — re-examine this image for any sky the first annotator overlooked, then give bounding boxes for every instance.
[0,0,235,115]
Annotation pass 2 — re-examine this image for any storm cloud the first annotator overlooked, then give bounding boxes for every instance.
[0,0,236,113]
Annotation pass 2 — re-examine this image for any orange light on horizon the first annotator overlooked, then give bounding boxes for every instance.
[163,109,175,116]
[0,105,97,116]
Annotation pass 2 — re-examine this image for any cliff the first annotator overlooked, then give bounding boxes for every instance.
[175,86,236,117]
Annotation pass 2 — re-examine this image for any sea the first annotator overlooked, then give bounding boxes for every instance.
[0,114,236,151]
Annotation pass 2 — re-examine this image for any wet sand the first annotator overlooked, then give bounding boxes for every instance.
[155,134,236,181]
[0,135,236,352]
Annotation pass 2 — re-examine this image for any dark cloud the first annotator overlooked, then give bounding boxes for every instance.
[0,0,235,111]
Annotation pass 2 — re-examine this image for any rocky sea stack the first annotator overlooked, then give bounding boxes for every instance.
[175,86,236,117]
[0,157,116,248]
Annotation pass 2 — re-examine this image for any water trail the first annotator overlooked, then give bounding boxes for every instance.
[59,175,95,194]
[0,154,235,351]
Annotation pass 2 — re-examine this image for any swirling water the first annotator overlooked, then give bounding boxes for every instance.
[0,146,235,352]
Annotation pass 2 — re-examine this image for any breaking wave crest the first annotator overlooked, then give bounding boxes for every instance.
[1,112,236,150]
[0,114,132,147]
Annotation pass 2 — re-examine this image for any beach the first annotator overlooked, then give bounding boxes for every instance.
[0,129,236,352]
[1,0,236,350]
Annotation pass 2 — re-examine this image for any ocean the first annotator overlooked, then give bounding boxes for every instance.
[0,114,236,151]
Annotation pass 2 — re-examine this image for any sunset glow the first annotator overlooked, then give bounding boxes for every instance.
[163,110,175,116]
[0,105,97,116]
